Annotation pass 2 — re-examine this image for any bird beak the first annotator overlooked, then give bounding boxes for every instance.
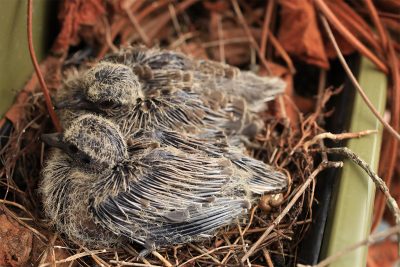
[41,133,65,149]
[55,96,97,111]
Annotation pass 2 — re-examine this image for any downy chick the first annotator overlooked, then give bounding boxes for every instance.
[56,61,254,140]
[103,46,285,112]
[40,114,287,252]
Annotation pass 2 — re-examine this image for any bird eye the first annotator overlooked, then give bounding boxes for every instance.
[68,144,78,154]
[82,157,91,164]
[99,100,115,109]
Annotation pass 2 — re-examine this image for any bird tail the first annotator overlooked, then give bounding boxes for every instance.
[227,152,288,195]
[238,72,286,112]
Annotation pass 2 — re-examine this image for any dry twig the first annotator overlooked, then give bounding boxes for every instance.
[303,129,377,150]
[297,225,400,267]
[241,161,344,263]
[320,15,400,141]
[27,0,61,132]
[324,147,400,228]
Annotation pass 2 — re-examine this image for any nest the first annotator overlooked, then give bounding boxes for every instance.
[0,1,399,266]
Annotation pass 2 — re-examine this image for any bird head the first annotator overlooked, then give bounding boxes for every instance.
[41,114,128,171]
[56,62,143,114]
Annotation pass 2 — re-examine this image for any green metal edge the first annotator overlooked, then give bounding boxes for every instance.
[0,0,54,117]
[322,57,387,266]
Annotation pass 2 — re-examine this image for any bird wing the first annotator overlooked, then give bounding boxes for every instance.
[103,46,194,95]
[128,128,288,195]
[104,46,191,71]
[192,60,286,112]
[89,147,250,248]
[117,90,236,137]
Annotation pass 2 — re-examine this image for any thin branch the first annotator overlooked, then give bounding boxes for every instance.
[27,0,61,132]
[313,0,388,73]
[38,250,108,267]
[320,15,400,141]
[217,13,225,63]
[297,225,400,267]
[303,129,377,150]
[241,161,343,263]
[109,261,161,267]
[260,0,275,56]
[123,4,151,46]
[187,244,221,265]
[231,0,271,74]
[178,245,242,267]
[268,33,296,74]
[262,248,275,267]
[363,0,388,50]
[364,0,399,234]
[151,251,173,267]
[324,147,400,227]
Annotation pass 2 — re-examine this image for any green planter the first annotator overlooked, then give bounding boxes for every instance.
[321,57,386,266]
[0,0,55,116]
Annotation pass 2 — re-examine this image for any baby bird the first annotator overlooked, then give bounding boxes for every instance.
[40,114,287,252]
[103,46,285,112]
[56,62,236,137]
[56,46,285,140]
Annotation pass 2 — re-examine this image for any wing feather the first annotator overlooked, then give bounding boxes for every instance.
[90,147,251,247]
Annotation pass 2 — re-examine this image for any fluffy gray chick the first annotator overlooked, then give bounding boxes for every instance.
[40,114,287,253]
[56,61,256,141]
[104,45,285,112]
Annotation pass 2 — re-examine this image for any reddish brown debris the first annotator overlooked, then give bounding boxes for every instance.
[52,0,106,55]
[0,208,33,267]
[277,0,329,69]
[367,239,399,267]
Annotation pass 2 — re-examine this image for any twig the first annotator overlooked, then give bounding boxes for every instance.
[169,31,198,49]
[202,37,250,48]
[363,0,388,50]
[241,161,343,263]
[81,246,111,267]
[38,249,108,267]
[178,245,242,267]
[324,147,400,227]
[297,225,400,267]
[260,0,275,56]
[303,129,377,150]
[187,244,221,265]
[320,15,400,141]
[151,251,173,267]
[2,205,48,242]
[103,17,118,53]
[231,0,271,74]
[220,206,258,264]
[217,14,225,63]
[268,33,296,74]
[109,261,161,267]
[237,223,251,267]
[262,248,274,267]
[27,0,61,132]
[313,0,388,73]
[368,0,400,232]
[123,3,151,46]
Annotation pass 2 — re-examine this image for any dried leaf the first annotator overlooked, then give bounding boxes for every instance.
[0,208,33,267]
[368,239,399,267]
[277,0,329,69]
[52,0,106,55]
